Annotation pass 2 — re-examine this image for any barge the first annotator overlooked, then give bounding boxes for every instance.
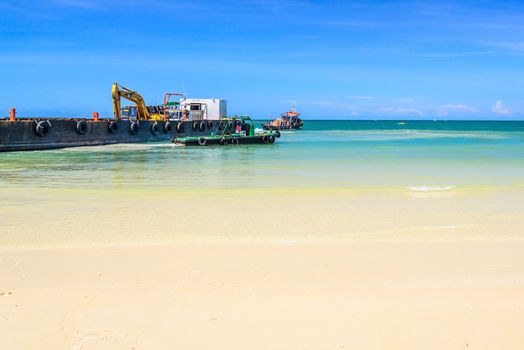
[0,117,222,152]
[0,84,240,152]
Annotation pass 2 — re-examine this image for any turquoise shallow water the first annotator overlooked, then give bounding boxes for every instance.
[1,120,523,192]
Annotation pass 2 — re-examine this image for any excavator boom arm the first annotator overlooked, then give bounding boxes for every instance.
[112,83,122,119]
[112,83,150,120]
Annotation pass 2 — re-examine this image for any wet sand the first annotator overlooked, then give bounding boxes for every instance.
[1,187,524,246]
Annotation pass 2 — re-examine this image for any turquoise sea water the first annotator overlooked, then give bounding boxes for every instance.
[1,120,523,192]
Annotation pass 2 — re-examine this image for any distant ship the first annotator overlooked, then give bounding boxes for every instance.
[262,108,303,130]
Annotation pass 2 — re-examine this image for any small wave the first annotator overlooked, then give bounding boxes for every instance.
[409,186,456,192]
[62,142,172,153]
[302,129,510,142]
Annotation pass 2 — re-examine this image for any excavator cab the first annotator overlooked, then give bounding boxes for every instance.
[120,106,138,119]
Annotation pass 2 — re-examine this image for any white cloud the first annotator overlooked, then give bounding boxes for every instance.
[483,41,524,54]
[397,108,424,116]
[417,51,493,58]
[309,99,356,110]
[50,0,105,10]
[437,104,477,116]
[0,2,18,10]
[396,97,417,103]
[347,95,373,100]
[443,104,477,112]
[379,107,425,116]
[491,99,512,115]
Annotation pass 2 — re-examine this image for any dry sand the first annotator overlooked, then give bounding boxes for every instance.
[1,187,524,349]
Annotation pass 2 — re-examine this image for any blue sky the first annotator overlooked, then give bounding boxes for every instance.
[0,0,523,119]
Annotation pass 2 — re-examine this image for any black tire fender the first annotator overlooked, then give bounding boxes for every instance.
[108,121,118,133]
[151,122,159,135]
[164,122,172,133]
[199,121,206,132]
[76,120,88,135]
[130,121,139,135]
[35,120,51,137]
[176,122,185,133]
[192,121,199,131]
[198,137,207,146]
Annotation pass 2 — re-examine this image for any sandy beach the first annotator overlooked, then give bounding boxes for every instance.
[1,187,524,349]
[2,241,524,349]
[2,0,524,347]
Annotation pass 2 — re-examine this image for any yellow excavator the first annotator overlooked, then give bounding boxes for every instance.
[112,83,163,121]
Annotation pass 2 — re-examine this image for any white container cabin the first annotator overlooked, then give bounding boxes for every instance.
[179,98,227,120]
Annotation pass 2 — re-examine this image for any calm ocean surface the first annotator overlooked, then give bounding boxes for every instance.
[1,120,523,192]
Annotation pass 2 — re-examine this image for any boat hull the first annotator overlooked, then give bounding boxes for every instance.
[262,124,302,131]
[0,119,219,152]
[173,133,278,146]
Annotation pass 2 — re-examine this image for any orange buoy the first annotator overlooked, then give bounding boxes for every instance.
[9,108,16,121]
[92,112,99,121]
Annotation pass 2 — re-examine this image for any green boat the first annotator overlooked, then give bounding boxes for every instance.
[172,116,280,146]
